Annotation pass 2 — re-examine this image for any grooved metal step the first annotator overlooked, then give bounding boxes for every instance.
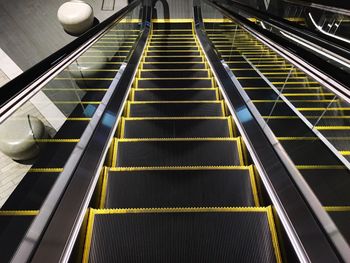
[102,167,258,208]
[128,102,224,117]
[140,70,208,78]
[113,138,243,167]
[0,211,37,263]
[133,89,217,101]
[84,208,280,263]
[137,78,212,88]
[1,171,60,210]
[122,118,232,138]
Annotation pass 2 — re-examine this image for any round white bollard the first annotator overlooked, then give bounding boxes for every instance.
[0,116,48,161]
[68,48,108,78]
[57,0,94,35]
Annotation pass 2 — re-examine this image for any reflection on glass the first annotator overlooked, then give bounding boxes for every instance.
[0,5,142,262]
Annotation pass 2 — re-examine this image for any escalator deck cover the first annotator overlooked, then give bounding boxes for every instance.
[87,211,277,263]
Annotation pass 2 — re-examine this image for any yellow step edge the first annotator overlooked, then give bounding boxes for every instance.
[267,206,283,263]
[134,88,215,91]
[115,138,240,142]
[248,165,260,207]
[0,210,39,216]
[28,168,64,172]
[146,50,200,53]
[152,19,194,22]
[298,108,350,111]
[123,116,229,120]
[99,167,109,209]
[252,99,338,103]
[27,139,80,143]
[90,207,269,214]
[316,126,350,130]
[109,165,250,171]
[324,206,350,212]
[128,101,222,104]
[263,115,350,119]
[137,77,210,80]
[296,165,346,169]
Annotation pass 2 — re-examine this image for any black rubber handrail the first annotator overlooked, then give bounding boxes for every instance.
[0,0,140,120]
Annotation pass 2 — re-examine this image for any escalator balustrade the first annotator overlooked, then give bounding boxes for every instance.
[204,19,350,244]
[0,20,141,263]
[81,20,283,263]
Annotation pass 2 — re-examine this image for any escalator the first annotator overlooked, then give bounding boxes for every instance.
[203,13,350,248]
[82,20,282,262]
[1,1,350,262]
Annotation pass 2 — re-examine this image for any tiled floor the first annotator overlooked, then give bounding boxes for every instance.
[0,50,56,207]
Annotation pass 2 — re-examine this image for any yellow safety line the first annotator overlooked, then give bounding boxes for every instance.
[123,117,228,120]
[237,137,245,166]
[120,117,126,138]
[248,165,260,207]
[129,101,222,104]
[109,166,250,171]
[0,210,39,216]
[267,206,283,263]
[340,151,350,155]
[124,117,229,121]
[99,167,109,209]
[115,138,239,142]
[316,126,350,130]
[134,88,216,91]
[140,69,207,72]
[296,165,346,169]
[152,19,194,23]
[112,139,118,167]
[298,108,350,111]
[324,206,350,212]
[33,139,80,143]
[137,77,210,80]
[92,207,268,214]
[82,209,95,263]
[28,168,64,173]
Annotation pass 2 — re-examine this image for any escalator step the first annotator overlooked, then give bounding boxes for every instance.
[128,102,224,117]
[152,22,193,30]
[152,30,193,34]
[103,168,257,208]
[122,118,231,138]
[137,78,212,88]
[146,51,200,56]
[327,208,350,244]
[299,168,350,206]
[140,70,208,78]
[85,208,280,263]
[142,62,206,69]
[263,119,315,137]
[133,89,217,101]
[113,139,243,167]
[147,46,198,51]
[145,56,202,62]
[1,171,59,210]
[0,211,37,263]
[280,140,343,165]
